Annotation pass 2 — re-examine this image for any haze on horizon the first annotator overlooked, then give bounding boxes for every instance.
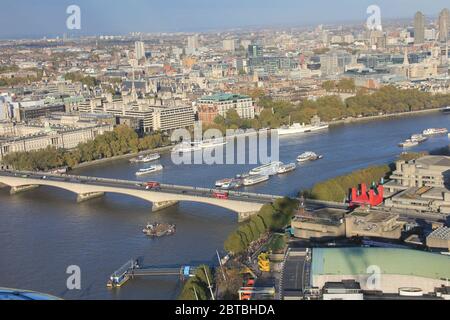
[0,0,449,39]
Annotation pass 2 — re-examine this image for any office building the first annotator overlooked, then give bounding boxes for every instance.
[384,156,450,215]
[186,35,200,55]
[223,39,238,52]
[0,122,113,161]
[426,227,450,251]
[439,8,450,42]
[135,41,146,61]
[197,93,255,124]
[310,248,450,294]
[248,44,263,58]
[152,105,195,132]
[414,11,425,44]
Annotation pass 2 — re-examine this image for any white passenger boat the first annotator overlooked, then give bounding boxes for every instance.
[297,152,323,163]
[221,179,243,190]
[410,134,427,143]
[243,175,270,186]
[249,161,283,176]
[441,106,450,114]
[135,165,164,176]
[398,139,419,148]
[173,139,226,153]
[130,153,161,163]
[200,138,227,149]
[172,142,202,153]
[277,163,296,174]
[277,116,329,137]
[422,128,448,136]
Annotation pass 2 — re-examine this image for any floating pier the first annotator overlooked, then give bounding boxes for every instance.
[107,260,197,288]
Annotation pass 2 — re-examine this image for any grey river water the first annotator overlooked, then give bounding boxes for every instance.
[0,112,449,299]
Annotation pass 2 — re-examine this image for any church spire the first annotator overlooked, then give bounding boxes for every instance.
[403,47,409,66]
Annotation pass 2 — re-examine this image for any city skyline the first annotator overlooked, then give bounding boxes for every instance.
[1,0,450,39]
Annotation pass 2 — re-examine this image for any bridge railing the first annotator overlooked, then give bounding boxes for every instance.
[0,170,280,201]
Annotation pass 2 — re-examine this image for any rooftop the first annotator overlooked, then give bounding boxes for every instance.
[415,155,450,168]
[428,227,450,241]
[199,93,251,102]
[311,248,450,280]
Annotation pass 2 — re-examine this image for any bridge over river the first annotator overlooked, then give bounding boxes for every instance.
[0,170,349,221]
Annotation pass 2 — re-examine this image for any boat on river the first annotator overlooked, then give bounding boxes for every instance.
[277,163,296,174]
[277,115,329,136]
[143,223,176,237]
[297,152,323,163]
[249,161,283,176]
[243,174,270,186]
[135,165,164,176]
[130,153,161,163]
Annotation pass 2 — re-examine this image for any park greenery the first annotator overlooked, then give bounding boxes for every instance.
[322,78,357,92]
[224,198,298,255]
[2,125,168,171]
[266,234,288,254]
[178,265,214,300]
[0,67,43,87]
[211,86,450,133]
[64,72,100,88]
[307,152,429,202]
[308,165,392,203]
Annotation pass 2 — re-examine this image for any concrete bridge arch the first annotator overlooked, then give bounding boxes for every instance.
[0,175,263,221]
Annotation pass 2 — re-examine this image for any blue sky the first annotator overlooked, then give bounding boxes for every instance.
[0,0,449,38]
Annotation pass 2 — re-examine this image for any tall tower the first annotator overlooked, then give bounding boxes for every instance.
[403,48,410,79]
[134,41,146,61]
[186,35,199,55]
[414,11,425,44]
[438,8,450,43]
[403,47,410,66]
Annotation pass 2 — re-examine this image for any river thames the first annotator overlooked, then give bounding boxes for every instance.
[0,112,449,299]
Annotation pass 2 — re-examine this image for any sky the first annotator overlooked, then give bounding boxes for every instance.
[0,0,449,38]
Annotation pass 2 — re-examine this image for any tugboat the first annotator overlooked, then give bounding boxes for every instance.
[143,223,176,237]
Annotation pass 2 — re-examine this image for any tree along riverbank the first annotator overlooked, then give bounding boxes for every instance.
[207,86,450,133]
[306,151,437,203]
[1,125,170,171]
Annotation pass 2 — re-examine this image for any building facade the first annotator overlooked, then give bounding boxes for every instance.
[197,93,255,124]
[0,123,113,161]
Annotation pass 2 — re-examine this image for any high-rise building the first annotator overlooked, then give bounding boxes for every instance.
[414,11,425,44]
[186,35,199,55]
[135,41,146,61]
[438,8,450,42]
[223,39,238,52]
[247,44,262,58]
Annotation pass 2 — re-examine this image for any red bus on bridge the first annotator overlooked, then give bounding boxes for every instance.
[212,191,229,200]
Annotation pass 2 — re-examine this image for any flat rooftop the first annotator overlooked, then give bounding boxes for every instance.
[311,247,450,280]
[428,227,450,241]
[199,93,251,102]
[416,155,450,168]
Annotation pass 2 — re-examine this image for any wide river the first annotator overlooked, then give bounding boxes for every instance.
[0,112,449,300]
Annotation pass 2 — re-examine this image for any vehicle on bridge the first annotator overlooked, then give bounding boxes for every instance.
[212,191,229,200]
[145,181,161,190]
